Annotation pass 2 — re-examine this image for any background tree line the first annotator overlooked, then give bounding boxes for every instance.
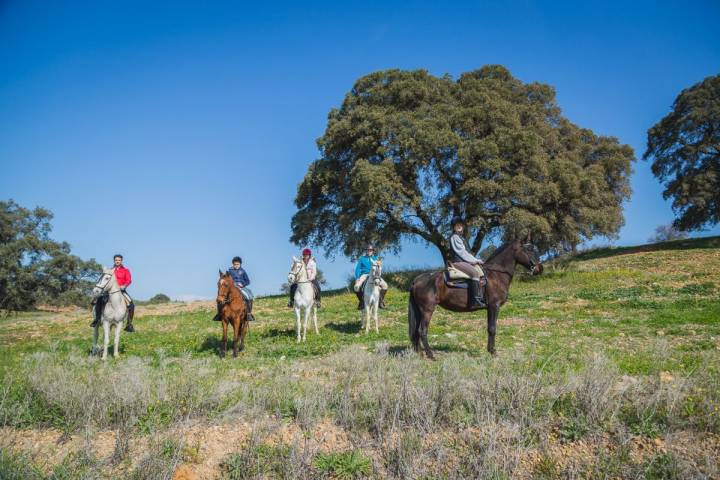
[0,199,101,311]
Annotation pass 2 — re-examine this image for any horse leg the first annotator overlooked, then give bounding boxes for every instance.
[419,307,436,360]
[303,306,310,342]
[102,321,110,360]
[312,305,319,335]
[239,317,248,352]
[374,301,379,334]
[220,319,228,358]
[294,307,301,343]
[92,324,100,356]
[113,321,122,358]
[232,317,240,357]
[487,306,499,355]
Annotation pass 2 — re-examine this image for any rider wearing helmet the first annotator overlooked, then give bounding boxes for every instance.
[288,248,321,308]
[214,256,255,321]
[91,254,136,331]
[449,217,486,308]
[354,244,388,310]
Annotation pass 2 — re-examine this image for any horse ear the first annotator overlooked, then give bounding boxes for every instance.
[292,256,299,262]
[219,269,223,277]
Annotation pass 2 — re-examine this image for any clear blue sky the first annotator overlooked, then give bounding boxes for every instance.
[1,1,719,300]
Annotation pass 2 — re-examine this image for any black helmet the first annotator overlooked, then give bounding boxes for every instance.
[232,256,242,264]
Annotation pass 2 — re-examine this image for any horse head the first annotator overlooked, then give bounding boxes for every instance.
[216,270,233,304]
[370,259,383,286]
[515,239,543,275]
[92,268,115,297]
[288,256,304,284]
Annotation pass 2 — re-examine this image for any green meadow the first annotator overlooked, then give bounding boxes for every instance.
[1,237,719,479]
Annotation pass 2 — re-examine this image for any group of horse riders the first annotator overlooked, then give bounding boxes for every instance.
[90,217,486,329]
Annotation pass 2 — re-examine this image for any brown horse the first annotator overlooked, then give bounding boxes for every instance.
[216,270,249,358]
[408,240,543,359]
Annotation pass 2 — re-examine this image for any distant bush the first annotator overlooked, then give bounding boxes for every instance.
[384,268,437,291]
[147,294,171,304]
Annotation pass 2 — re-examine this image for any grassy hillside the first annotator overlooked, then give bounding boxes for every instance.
[1,237,718,479]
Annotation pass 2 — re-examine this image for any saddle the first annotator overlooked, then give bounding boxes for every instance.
[443,263,487,289]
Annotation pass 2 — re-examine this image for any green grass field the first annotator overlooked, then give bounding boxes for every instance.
[1,236,719,479]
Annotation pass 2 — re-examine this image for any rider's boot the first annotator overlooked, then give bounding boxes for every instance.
[356,290,364,310]
[287,283,297,308]
[468,279,486,309]
[379,289,387,309]
[124,302,136,332]
[246,299,255,322]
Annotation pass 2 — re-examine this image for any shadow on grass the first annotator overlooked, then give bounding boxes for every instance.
[325,321,362,335]
[258,327,296,339]
[198,335,222,354]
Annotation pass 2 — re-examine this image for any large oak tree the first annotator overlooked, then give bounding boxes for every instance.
[291,66,635,260]
[644,74,720,231]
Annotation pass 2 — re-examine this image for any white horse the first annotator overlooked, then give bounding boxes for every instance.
[91,268,128,360]
[361,259,383,334]
[287,257,319,342]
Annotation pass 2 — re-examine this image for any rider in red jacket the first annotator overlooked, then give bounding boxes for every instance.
[113,254,136,332]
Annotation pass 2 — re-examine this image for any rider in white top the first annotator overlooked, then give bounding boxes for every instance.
[288,248,322,308]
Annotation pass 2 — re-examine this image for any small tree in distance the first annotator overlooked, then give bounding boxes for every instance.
[648,224,689,243]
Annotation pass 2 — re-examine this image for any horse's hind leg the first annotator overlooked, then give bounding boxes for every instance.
[312,305,319,335]
[419,309,436,360]
[232,318,240,357]
[239,318,248,352]
[373,300,379,334]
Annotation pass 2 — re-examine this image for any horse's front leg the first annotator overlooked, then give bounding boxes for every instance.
[487,306,499,355]
[92,324,100,356]
[294,307,302,343]
[113,320,122,358]
[220,319,228,358]
[102,321,110,360]
[302,306,310,342]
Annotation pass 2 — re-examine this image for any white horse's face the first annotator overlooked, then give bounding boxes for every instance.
[92,270,114,296]
[288,257,303,283]
[370,259,383,285]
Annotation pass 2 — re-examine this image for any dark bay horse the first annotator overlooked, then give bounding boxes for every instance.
[216,270,249,358]
[408,240,543,359]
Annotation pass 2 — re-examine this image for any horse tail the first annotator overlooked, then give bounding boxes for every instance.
[408,287,421,351]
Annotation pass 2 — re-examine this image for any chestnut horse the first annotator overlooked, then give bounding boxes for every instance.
[216,270,249,357]
[408,240,543,359]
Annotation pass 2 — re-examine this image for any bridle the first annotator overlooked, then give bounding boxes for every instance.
[483,243,540,277]
[288,260,311,284]
[369,262,382,286]
[94,271,120,296]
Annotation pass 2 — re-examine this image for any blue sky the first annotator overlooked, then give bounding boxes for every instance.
[1,1,719,299]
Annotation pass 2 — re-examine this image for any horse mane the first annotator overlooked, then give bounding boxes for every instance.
[485,240,518,263]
